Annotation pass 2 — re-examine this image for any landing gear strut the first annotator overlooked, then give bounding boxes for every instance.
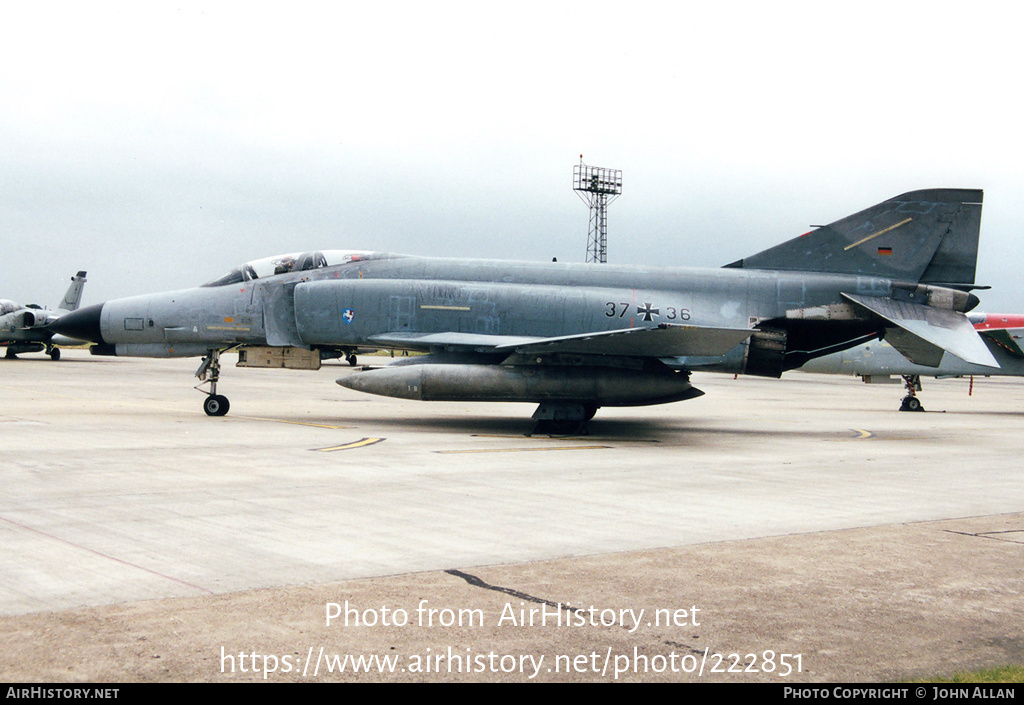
[899,375,924,412]
[196,349,231,416]
[527,402,598,436]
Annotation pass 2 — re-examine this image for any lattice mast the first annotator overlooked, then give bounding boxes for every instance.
[573,156,622,263]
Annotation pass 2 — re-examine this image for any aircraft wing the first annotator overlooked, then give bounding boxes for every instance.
[842,293,999,368]
[367,332,540,352]
[369,323,753,358]
[493,323,753,357]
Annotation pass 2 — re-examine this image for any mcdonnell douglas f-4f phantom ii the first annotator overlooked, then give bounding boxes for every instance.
[51,189,997,428]
[2,271,88,360]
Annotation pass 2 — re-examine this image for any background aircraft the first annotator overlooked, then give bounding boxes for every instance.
[52,190,994,428]
[1,271,87,360]
[800,312,1024,411]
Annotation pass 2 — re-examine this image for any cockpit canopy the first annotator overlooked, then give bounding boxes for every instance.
[0,299,20,316]
[202,250,379,287]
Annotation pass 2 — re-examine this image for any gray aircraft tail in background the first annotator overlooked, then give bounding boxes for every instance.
[1,271,87,360]
[50,189,994,427]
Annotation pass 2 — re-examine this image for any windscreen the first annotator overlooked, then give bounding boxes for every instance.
[202,250,378,287]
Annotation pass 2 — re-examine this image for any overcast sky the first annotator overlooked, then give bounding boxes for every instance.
[2,1,1021,310]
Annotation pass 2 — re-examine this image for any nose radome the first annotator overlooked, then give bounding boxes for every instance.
[49,303,105,344]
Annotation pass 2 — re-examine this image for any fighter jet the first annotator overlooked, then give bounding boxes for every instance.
[51,189,996,427]
[800,312,1024,411]
[1,271,88,360]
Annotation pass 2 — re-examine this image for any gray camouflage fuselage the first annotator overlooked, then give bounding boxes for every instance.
[90,257,889,356]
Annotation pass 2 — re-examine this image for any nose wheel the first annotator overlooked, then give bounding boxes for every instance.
[196,349,231,416]
[203,393,230,417]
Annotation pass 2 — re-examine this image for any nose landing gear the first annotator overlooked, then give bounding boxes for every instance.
[196,349,231,416]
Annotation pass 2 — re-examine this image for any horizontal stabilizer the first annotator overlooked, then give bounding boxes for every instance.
[842,293,999,368]
[493,323,753,358]
[979,328,1024,359]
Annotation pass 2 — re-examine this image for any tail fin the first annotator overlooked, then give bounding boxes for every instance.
[58,271,87,311]
[725,189,983,288]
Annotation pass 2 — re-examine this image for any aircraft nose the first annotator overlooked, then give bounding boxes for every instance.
[49,303,105,344]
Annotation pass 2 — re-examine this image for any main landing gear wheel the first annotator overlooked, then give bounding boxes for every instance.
[899,375,924,412]
[48,348,60,361]
[900,395,923,412]
[203,394,230,417]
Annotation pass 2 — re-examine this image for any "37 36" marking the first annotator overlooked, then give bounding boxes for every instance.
[604,302,690,322]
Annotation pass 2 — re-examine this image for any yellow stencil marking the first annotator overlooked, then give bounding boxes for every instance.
[243,417,354,429]
[843,217,913,251]
[315,437,386,452]
[436,445,610,454]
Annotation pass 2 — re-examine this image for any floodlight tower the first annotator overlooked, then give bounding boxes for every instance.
[573,156,622,263]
